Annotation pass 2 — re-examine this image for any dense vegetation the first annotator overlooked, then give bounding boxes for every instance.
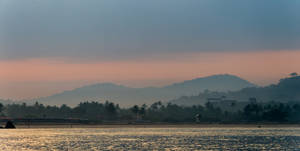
[0,100,299,123]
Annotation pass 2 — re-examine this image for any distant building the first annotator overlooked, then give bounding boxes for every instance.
[207,97,237,110]
[207,97,222,102]
[249,97,257,103]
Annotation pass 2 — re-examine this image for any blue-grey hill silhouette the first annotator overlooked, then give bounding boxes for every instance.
[31,74,256,107]
[171,75,300,106]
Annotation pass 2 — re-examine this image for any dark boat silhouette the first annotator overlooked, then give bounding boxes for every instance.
[0,121,16,129]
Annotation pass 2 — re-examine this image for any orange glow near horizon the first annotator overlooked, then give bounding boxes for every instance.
[1,50,300,100]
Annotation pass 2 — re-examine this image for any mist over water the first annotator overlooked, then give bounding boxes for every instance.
[0,127,299,150]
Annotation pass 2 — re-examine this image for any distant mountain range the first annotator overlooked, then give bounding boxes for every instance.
[27,74,256,107]
[171,75,300,106]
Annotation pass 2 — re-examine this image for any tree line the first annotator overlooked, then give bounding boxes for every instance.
[0,100,300,123]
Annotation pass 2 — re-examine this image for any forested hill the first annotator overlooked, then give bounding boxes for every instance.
[31,74,255,107]
[171,76,300,106]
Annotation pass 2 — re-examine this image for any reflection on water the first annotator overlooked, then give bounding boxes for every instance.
[0,127,300,150]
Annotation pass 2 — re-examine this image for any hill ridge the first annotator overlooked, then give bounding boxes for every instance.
[27,74,256,107]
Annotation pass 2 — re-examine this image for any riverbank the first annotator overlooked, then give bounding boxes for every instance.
[11,123,300,129]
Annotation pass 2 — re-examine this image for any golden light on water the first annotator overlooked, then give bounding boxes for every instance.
[0,127,299,150]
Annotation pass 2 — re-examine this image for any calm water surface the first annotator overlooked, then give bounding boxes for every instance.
[0,127,300,150]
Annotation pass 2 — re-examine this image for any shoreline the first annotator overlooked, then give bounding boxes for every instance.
[10,123,300,129]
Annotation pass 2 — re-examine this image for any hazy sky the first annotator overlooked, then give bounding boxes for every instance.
[1,0,300,99]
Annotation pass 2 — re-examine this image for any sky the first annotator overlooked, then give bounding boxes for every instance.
[1,0,300,100]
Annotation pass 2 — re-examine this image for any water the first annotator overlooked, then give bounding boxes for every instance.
[0,127,300,150]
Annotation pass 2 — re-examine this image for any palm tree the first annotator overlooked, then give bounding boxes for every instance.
[0,103,3,116]
[131,105,139,120]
